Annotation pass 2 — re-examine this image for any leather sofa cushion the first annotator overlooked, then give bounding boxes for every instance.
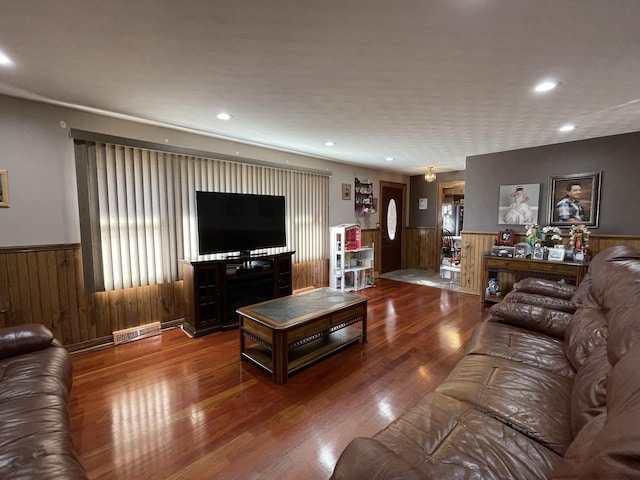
[552,413,607,480]
[570,343,609,437]
[490,301,572,339]
[372,392,562,479]
[504,291,577,314]
[0,394,87,479]
[330,437,428,480]
[467,321,574,378]
[512,278,576,300]
[436,355,573,456]
[0,323,54,360]
[563,307,607,371]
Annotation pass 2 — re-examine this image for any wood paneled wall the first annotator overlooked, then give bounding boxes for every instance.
[2,233,637,349]
[361,229,382,275]
[403,228,640,295]
[404,227,438,270]
[0,244,327,350]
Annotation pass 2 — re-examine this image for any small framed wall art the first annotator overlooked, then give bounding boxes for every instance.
[0,170,9,208]
[341,183,351,201]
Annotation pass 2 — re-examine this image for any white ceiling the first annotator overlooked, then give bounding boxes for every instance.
[1,0,640,175]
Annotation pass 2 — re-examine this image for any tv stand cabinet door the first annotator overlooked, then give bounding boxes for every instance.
[274,254,293,297]
[184,263,224,336]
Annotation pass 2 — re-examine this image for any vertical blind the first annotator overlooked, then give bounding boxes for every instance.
[75,140,329,292]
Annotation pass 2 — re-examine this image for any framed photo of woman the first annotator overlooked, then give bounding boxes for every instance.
[0,170,9,208]
[548,172,601,228]
[498,183,540,225]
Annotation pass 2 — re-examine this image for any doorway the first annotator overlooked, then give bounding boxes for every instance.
[380,181,406,273]
[436,181,465,275]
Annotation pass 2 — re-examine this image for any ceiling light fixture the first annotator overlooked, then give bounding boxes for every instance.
[216,112,232,120]
[324,141,335,147]
[385,157,394,162]
[534,80,559,92]
[424,166,436,183]
[559,124,576,132]
[0,49,13,66]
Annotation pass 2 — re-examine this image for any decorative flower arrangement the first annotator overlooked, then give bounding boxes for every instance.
[525,223,540,246]
[569,224,590,251]
[541,225,563,247]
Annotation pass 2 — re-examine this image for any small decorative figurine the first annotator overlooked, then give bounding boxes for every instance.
[486,277,502,297]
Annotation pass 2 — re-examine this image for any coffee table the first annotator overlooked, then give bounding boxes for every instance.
[237,287,367,384]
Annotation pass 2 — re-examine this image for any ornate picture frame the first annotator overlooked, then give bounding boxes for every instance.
[547,171,601,228]
[0,170,9,208]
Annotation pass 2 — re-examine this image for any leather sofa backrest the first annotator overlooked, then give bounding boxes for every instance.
[554,342,640,479]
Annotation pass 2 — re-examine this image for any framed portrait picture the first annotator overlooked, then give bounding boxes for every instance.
[548,172,601,228]
[0,170,9,208]
[548,247,566,262]
[341,183,351,201]
[498,183,540,225]
[514,242,531,258]
[532,244,545,260]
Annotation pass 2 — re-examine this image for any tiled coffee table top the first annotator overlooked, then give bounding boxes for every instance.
[247,287,363,324]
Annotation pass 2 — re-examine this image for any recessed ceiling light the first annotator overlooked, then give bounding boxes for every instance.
[534,80,559,92]
[0,49,13,66]
[324,141,335,147]
[559,124,576,132]
[216,113,232,120]
[385,157,394,162]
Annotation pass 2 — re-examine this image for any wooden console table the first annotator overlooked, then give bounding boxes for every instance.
[481,256,589,304]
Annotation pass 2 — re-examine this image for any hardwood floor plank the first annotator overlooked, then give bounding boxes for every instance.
[69,279,489,479]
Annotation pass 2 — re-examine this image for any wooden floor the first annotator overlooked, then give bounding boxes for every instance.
[69,278,490,479]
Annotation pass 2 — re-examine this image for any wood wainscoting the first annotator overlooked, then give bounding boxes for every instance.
[403,228,640,296]
[2,234,637,349]
[0,244,327,350]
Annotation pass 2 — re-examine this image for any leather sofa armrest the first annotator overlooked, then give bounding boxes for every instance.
[331,437,429,480]
[0,324,55,359]
[490,301,572,339]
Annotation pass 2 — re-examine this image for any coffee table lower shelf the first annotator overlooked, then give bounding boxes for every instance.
[242,326,362,377]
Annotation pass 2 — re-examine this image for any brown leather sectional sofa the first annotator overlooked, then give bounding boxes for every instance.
[331,245,640,479]
[0,324,86,479]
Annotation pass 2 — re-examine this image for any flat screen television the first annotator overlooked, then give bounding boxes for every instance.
[196,191,287,256]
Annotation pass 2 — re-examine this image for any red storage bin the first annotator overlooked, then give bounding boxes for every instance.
[345,225,361,250]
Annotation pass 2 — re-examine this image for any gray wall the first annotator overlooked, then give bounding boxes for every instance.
[0,94,407,247]
[409,170,466,227]
[464,131,640,235]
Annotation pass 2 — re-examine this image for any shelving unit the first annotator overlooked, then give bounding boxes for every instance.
[354,178,373,213]
[330,224,374,291]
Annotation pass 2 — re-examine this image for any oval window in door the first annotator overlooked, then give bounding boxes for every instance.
[387,198,397,241]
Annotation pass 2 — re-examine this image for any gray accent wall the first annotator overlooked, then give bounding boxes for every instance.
[463,132,640,235]
[409,170,465,227]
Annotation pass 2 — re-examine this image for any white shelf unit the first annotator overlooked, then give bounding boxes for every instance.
[330,224,374,291]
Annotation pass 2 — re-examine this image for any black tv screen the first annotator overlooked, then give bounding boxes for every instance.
[196,191,287,256]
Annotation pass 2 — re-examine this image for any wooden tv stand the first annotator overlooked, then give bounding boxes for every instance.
[181,251,295,337]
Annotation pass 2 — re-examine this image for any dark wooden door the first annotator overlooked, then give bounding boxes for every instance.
[380,182,405,273]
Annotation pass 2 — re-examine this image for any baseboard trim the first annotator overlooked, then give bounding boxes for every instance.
[68,318,186,354]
